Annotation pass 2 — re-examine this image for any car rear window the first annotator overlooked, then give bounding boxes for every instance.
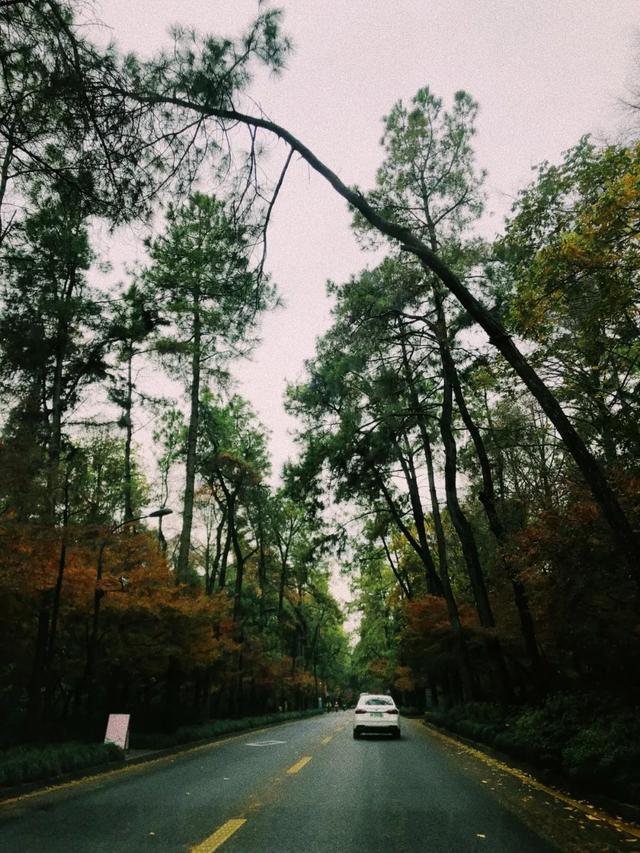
[362,697,393,706]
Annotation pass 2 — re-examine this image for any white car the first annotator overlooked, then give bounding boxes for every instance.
[353,693,401,739]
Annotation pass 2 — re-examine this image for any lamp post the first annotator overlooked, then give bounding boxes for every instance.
[95,507,173,586]
[85,508,172,714]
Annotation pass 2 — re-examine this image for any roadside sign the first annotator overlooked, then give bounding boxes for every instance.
[104,713,130,750]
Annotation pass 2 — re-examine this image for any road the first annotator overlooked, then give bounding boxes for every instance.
[1,713,637,852]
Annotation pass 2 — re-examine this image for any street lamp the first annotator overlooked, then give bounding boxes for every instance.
[96,508,173,585]
[147,506,173,551]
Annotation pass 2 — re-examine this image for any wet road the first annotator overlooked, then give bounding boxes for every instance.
[1,713,637,851]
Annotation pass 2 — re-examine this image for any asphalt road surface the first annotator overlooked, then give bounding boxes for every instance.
[1,713,638,852]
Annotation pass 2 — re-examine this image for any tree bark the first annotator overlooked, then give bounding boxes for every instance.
[176,292,201,581]
[446,343,542,672]
[398,335,476,700]
[123,346,134,522]
[395,434,444,595]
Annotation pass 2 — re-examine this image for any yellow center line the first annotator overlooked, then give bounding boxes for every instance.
[286,755,312,774]
[321,735,333,744]
[191,818,246,853]
[421,722,640,840]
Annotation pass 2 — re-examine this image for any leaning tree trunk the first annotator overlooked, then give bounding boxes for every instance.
[111,92,640,566]
[162,102,638,570]
[439,356,493,628]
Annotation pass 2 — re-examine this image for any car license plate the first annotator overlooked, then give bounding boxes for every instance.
[371,712,383,718]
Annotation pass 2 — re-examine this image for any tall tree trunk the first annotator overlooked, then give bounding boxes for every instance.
[436,300,512,702]
[217,525,232,590]
[231,515,244,624]
[422,428,476,700]
[379,533,413,599]
[176,295,201,581]
[395,435,443,595]
[206,510,226,594]
[44,469,71,714]
[123,346,134,522]
[372,464,442,598]
[26,597,51,734]
[446,343,542,673]
[438,355,493,628]
[398,329,476,700]
[218,482,244,624]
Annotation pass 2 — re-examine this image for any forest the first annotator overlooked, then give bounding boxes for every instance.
[1,0,639,796]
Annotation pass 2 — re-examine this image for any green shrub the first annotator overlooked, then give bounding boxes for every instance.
[425,693,640,803]
[561,714,640,785]
[0,742,124,787]
[398,706,422,717]
[494,693,584,766]
[426,702,507,746]
[129,708,323,750]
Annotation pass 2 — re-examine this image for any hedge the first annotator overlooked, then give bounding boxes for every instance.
[425,693,640,804]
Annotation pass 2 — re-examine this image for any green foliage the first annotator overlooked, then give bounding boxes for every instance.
[129,708,323,750]
[494,139,640,461]
[0,3,292,229]
[0,741,124,787]
[426,702,507,745]
[0,189,107,432]
[354,86,486,257]
[427,693,640,802]
[145,193,276,375]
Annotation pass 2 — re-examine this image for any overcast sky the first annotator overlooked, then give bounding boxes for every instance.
[93,0,639,479]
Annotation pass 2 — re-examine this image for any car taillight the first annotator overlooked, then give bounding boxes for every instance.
[355,709,367,714]
[385,709,398,715]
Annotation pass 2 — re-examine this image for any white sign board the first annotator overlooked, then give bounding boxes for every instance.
[104,713,130,750]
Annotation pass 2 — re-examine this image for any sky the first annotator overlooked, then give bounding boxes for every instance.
[91,0,640,482]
